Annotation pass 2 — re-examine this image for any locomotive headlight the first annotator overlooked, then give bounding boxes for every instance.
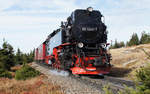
[101,43,106,48]
[78,42,84,48]
[87,7,93,12]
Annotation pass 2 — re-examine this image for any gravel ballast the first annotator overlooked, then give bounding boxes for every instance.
[31,63,102,94]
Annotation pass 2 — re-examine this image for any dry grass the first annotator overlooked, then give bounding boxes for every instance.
[11,65,22,71]
[109,43,150,80]
[0,75,63,94]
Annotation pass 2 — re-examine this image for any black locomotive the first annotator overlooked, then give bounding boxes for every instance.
[35,7,111,75]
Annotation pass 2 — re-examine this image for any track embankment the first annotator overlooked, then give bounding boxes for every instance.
[31,62,135,94]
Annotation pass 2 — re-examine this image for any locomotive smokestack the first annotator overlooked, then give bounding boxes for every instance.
[87,7,93,12]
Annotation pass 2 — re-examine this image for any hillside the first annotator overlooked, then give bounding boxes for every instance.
[109,43,150,80]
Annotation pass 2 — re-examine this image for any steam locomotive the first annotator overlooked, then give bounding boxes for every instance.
[35,7,111,75]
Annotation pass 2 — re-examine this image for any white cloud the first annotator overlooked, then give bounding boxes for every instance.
[0,14,66,52]
[0,0,150,52]
[0,0,18,11]
[101,0,150,43]
[2,0,78,13]
[0,31,47,52]
[0,15,63,29]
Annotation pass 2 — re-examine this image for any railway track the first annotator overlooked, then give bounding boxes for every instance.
[31,62,135,94]
[71,73,135,94]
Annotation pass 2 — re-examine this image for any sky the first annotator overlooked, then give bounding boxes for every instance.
[0,0,150,53]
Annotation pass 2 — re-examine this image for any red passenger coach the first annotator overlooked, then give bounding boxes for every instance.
[35,43,46,63]
[35,7,112,75]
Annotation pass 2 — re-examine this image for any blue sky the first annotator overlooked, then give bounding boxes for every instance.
[0,0,150,53]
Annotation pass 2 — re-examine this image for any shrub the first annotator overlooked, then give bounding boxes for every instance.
[15,65,40,80]
[136,64,150,93]
[103,63,150,94]
[0,68,12,78]
[117,64,150,94]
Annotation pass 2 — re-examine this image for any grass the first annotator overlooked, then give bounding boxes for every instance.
[0,75,63,94]
[110,43,150,80]
[0,64,63,94]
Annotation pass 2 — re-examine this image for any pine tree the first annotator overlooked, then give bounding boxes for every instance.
[114,40,119,48]
[128,33,139,46]
[126,41,129,47]
[15,48,24,65]
[140,31,150,44]
[26,50,34,63]
[109,40,125,49]
[0,49,4,68]
[0,41,15,70]
[119,41,125,48]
